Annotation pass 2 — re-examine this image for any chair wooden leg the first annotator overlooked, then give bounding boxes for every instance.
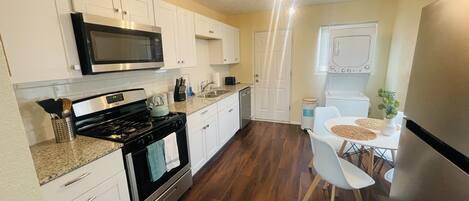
[368,148,375,176]
[338,141,348,156]
[303,175,322,201]
[330,185,336,201]
[353,189,363,201]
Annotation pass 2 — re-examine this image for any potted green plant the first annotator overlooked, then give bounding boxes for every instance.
[377,88,400,136]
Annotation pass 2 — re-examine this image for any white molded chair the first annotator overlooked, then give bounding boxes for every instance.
[303,132,375,201]
[313,106,345,152]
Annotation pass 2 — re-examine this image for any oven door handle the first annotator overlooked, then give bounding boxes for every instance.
[125,153,140,201]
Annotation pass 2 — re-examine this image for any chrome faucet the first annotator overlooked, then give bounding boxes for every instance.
[201,81,214,93]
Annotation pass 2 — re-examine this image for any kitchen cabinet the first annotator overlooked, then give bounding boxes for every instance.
[208,25,240,65]
[72,0,155,26]
[73,171,129,201]
[155,1,196,69]
[233,28,240,63]
[41,149,129,201]
[187,104,219,174]
[217,93,240,144]
[0,0,81,84]
[195,14,222,39]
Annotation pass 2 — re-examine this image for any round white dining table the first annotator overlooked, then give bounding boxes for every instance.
[324,117,401,175]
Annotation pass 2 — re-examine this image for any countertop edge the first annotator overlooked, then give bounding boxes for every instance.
[169,84,251,115]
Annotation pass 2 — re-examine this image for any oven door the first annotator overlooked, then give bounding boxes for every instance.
[124,123,190,201]
[71,13,164,74]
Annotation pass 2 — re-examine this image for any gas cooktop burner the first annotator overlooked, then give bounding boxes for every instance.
[77,112,182,143]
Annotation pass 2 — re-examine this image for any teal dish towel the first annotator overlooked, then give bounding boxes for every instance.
[147,140,166,182]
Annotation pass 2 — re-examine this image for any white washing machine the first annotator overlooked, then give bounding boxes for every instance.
[322,23,376,117]
[324,74,370,117]
[325,90,370,117]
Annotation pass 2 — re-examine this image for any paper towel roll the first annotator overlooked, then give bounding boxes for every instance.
[212,72,221,87]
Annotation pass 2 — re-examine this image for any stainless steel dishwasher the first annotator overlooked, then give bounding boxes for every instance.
[239,87,251,129]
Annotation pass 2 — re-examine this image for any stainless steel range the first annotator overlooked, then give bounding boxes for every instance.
[72,89,192,201]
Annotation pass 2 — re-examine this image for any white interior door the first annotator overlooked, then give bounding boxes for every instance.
[254,31,292,122]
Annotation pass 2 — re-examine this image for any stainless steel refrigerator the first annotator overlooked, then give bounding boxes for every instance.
[390,1,469,200]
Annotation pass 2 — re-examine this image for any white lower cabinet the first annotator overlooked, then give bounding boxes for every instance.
[187,93,240,175]
[218,93,240,144]
[187,104,218,175]
[73,171,129,201]
[41,149,130,201]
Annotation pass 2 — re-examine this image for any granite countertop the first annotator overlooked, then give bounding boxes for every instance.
[169,83,252,114]
[30,136,123,185]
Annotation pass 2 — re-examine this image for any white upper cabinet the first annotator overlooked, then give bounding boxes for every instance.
[208,25,240,65]
[121,0,155,25]
[233,28,240,63]
[195,14,222,39]
[155,1,196,69]
[155,0,179,69]
[72,0,155,26]
[72,0,122,20]
[0,0,81,84]
[176,8,197,67]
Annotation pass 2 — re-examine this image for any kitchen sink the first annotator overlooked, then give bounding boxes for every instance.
[198,90,231,98]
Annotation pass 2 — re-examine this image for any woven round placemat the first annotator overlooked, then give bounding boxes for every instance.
[331,125,377,141]
[355,118,385,130]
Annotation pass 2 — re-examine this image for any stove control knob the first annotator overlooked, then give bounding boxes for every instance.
[138,139,145,145]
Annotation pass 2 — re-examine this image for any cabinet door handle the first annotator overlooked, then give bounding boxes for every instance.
[177,60,181,64]
[113,8,120,13]
[86,196,97,201]
[201,110,208,115]
[63,172,91,187]
[181,60,184,64]
[0,34,12,77]
[123,10,128,15]
[229,109,233,112]
[206,124,210,128]
[208,30,214,34]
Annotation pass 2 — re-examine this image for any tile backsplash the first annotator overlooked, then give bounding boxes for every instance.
[15,39,230,145]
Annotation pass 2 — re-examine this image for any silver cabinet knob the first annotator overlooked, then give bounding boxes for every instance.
[181,60,184,64]
[255,74,259,77]
[123,10,128,15]
[113,8,120,13]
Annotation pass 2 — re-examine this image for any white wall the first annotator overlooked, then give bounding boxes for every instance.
[0,36,42,201]
[385,0,435,108]
[15,39,229,145]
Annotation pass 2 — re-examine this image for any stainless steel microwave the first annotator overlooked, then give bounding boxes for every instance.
[71,13,164,74]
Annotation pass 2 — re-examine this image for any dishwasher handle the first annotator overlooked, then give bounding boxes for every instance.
[240,88,251,96]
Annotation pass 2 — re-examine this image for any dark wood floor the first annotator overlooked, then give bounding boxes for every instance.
[180,121,391,201]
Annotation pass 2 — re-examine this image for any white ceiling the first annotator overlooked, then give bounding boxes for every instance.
[195,0,353,15]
